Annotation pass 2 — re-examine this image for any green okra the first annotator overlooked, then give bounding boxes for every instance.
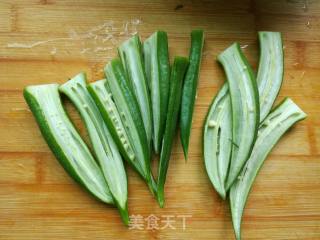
[104,58,157,196]
[230,98,306,240]
[24,84,113,204]
[157,56,189,207]
[88,79,136,165]
[180,29,205,160]
[203,83,231,199]
[218,43,260,190]
[257,32,284,121]
[59,73,128,225]
[118,35,153,145]
[143,31,170,154]
[203,32,284,198]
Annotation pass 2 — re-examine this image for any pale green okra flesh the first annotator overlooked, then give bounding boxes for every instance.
[257,32,284,121]
[203,32,284,198]
[203,83,231,199]
[24,84,114,204]
[230,98,306,240]
[118,35,153,145]
[218,43,260,190]
[59,73,128,224]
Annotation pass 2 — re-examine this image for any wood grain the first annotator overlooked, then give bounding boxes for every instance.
[0,0,319,239]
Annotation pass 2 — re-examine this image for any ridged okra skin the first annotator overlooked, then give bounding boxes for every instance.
[143,31,170,154]
[157,56,189,207]
[180,29,205,160]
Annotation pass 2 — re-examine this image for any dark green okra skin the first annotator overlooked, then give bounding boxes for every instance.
[157,56,189,207]
[143,31,170,154]
[23,84,114,205]
[180,29,205,160]
[104,58,157,196]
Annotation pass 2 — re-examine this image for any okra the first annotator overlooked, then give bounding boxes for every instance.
[203,32,284,197]
[143,31,170,154]
[230,98,306,240]
[88,79,136,166]
[180,29,205,160]
[118,35,152,145]
[24,84,113,204]
[257,32,284,121]
[218,43,260,190]
[104,58,156,195]
[59,73,128,225]
[157,56,189,207]
[203,83,231,199]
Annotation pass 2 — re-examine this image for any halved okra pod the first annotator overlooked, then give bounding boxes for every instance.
[88,79,136,165]
[24,84,114,204]
[230,98,306,240]
[143,31,170,154]
[118,35,153,146]
[203,83,231,199]
[103,58,157,196]
[257,32,284,121]
[203,32,284,198]
[157,56,189,207]
[59,73,128,225]
[218,43,260,190]
[180,29,205,160]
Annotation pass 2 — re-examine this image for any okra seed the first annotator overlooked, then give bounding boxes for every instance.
[208,120,217,128]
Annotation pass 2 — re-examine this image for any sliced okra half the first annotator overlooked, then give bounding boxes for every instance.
[88,79,136,165]
[203,83,231,199]
[157,56,189,207]
[143,31,170,154]
[218,43,260,190]
[180,29,205,160]
[103,58,157,196]
[203,32,284,198]
[59,73,128,225]
[118,35,153,146]
[256,31,284,121]
[230,98,306,240]
[24,84,114,205]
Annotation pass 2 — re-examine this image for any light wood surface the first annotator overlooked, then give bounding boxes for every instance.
[0,1,319,239]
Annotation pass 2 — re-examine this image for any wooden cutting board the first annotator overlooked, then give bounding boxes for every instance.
[0,0,319,239]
